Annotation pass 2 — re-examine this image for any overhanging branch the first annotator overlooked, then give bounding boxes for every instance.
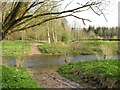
[13,1,100,28]
[8,14,92,35]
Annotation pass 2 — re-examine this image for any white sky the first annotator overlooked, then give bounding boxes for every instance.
[60,0,119,28]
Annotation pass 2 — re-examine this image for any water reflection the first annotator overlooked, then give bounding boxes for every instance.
[2,54,119,69]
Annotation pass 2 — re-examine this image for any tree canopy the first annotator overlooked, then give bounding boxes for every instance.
[1,0,107,40]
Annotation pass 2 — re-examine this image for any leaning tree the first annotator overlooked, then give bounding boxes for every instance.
[1,0,108,40]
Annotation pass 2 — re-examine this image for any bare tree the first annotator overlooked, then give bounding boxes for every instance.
[1,0,107,40]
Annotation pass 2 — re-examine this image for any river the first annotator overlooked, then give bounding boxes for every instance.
[2,54,118,69]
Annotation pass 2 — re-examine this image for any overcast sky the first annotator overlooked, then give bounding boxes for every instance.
[61,0,119,28]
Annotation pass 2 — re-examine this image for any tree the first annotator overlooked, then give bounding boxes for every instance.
[1,0,107,40]
[61,32,70,43]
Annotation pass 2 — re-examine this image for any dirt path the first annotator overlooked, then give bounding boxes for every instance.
[27,68,93,88]
[30,43,41,55]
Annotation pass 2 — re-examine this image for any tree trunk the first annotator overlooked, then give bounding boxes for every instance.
[47,22,51,44]
[96,53,100,60]
[16,59,21,67]
[74,28,76,41]
[52,30,55,43]
[48,31,51,44]
[52,30,57,43]
[55,34,57,43]
[103,55,107,60]
[54,26,57,43]
[0,40,1,64]
[77,28,79,42]
[93,51,100,60]
[0,54,2,66]
[64,53,68,63]
[22,30,25,41]
[16,59,24,67]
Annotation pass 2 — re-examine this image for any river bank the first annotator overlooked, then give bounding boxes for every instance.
[58,59,120,88]
[2,40,119,57]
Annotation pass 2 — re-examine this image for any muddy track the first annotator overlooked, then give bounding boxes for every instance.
[30,43,41,55]
[27,68,93,88]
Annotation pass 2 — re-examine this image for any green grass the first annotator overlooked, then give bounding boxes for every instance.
[86,41,118,54]
[38,41,118,55]
[2,41,30,57]
[58,59,120,88]
[1,66,41,89]
[38,42,93,55]
[2,40,118,56]
[38,42,72,55]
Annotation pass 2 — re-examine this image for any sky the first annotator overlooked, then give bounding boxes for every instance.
[119,1,120,27]
[60,0,119,28]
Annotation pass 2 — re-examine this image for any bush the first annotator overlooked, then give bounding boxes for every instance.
[61,33,70,43]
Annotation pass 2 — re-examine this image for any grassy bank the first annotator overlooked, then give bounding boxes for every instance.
[38,41,118,55]
[1,66,41,89]
[58,59,120,88]
[38,42,94,55]
[2,40,118,56]
[2,41,30,57]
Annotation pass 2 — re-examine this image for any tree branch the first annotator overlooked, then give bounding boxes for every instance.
[96,6,107,22]
[71,14,91,25]
[7,13,92,36]
[11,1,100,28]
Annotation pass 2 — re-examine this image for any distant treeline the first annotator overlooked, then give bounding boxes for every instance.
[4,21,119,43]
[78,39,120,41]
[83,26,118,39]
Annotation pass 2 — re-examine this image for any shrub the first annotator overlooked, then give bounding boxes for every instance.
[61,33,70,43]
